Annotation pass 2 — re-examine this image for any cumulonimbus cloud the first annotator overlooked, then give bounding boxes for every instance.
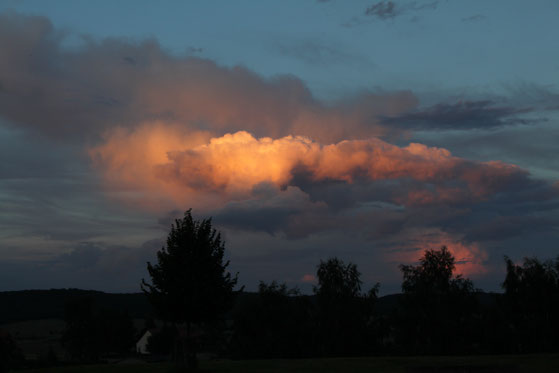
[3,11,559,283]
[90,125,527,211]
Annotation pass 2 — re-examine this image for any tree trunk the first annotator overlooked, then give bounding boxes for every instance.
[186,322,198,371]
[173,324,186,371]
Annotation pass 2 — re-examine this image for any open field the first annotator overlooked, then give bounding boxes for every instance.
[2,317,147,360]
[19,354,559,373]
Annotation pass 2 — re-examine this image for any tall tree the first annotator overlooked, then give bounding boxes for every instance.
[231,281,313,358]
[314,258,378,356]
[315,258,364,301]
[141,209,239,369]
[397,247,477,354]
[502,256,559,352]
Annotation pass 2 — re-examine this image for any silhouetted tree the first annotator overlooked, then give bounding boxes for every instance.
[502,256,559,352]
[147,325,177,356]
[315,258,363,300]
[97,308,136,355]
[397,247,477,354]
[314,258,378,356]
[231,281,313,358]
[142,209,239,370]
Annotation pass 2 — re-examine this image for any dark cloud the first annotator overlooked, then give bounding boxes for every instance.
[0,125,162,261]
[0,239,162,292]
[215,205,296,235]
[364,1,439,21]
[382,100,543,130]
[463,215,558,243]
[462,14,486,22]
[122,56,137,65]
[212,184,322,235]
[156,209,183,229]
[205,163,558,244]
[0,11,415,143]
[412,122,559,178]
[365,1,400,20]
[186,46,203,54]
[504,82,559,111]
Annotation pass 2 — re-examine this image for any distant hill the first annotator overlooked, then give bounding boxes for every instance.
[0,289,502,324]
[0,289,265,323]
[0,289,152,323]
[373,292,500,315]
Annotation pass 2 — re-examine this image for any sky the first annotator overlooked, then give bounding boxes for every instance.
[0,0,558,294]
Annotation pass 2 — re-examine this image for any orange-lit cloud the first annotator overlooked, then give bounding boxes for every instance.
[4,11,559,293]
[301,274,317,283]
[386,232,488,277]
[90,124,525,211]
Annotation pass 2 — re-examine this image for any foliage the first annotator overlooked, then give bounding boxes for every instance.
[146,325,177,356]
[141,209,239,324]
[502,256,559,352]
[396,247,477,354]
[314,258,364,301]
[400,246,474,296]
[231,281,312,358]
[10,247,559,360]
[314,258,378,357]
[141,209,239,369]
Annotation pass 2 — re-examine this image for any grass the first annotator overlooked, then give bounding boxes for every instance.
[19,354,559,373]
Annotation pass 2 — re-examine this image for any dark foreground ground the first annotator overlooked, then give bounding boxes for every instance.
[18,354,559,373]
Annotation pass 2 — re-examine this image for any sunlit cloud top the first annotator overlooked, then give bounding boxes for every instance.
[0,3,558,293]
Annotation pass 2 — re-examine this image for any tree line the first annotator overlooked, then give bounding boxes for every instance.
[227,249,559,359]
[141,210,559,370]
[2,210,558,372]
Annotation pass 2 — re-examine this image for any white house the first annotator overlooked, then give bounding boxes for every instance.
[136,330,153,355]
